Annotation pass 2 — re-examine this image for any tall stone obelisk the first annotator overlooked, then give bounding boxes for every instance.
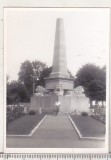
[45,18,74,94]
[50,18,69,78]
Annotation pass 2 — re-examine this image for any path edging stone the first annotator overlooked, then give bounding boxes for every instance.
[7,115,47,137]
[68,115,105,141]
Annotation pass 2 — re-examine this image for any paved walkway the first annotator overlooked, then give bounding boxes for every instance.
[7,115,105,148]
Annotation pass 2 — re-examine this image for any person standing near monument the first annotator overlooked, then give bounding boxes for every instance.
[55,98,61,115]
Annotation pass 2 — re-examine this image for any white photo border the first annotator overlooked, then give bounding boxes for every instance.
[0,0,110,154]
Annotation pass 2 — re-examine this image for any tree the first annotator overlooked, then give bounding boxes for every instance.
[7,81,29,104]
[85,79,106,101]
[32,60,47,88]
[18,60,33,97]
[38,66,52,87]
[74,63,106,105]
[18,60,47,97]
[32,60,47,80]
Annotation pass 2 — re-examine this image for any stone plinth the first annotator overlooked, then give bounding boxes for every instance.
[30,93,90,114]
[45,77,74,90]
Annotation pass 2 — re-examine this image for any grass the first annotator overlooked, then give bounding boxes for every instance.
[70,115,105,138]
[7,114,45,135]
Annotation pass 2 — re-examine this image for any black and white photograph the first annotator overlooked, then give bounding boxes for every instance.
[4,8,110,152]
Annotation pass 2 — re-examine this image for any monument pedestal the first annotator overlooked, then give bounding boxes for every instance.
[45,77,74,93]
[30,93,90,114]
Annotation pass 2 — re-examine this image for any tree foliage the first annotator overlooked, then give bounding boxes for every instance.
[86,79,106,101]
[74,63,106,102]
[7,81,29,104]
[18,60,33,97]
[32,60,47,80]
[38,66,52,87]
[18,60,47,96]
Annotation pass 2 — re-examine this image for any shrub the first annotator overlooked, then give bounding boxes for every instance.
[7,105,24,123]
[29,110,36,115]
[81,112,88,116]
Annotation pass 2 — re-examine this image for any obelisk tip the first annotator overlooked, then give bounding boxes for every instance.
[56,18,64,22]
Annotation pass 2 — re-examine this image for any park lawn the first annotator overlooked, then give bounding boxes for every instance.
[70,115,105,138]
[7,114,45,135]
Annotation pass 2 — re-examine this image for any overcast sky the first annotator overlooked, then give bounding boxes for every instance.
[4,8,110,81]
